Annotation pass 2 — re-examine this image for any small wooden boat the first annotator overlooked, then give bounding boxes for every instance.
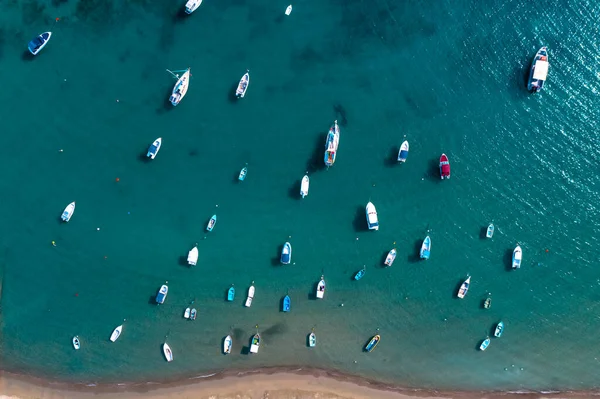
[190,308,197,320]
[384,248,396,267]
[146,138,162,159]
[245,283,255,307]
[420,236,431,260]
[354,266,366,281]
[528,47,549,93]
[72,336,80,350]
[308,330,316,347]
[494,321,504,338]
[238,165,248,181]
[280,242,292,264]
[365,335,380,352]
[110,324,123,342]
[249,333,260,353]
[285,5,292,15]
[61,202,76,222]
[28,32,52,55]
[316,276,325,299]
[206,215,217,232]
[223,335,233,354]
[300,175,309,198]
[439,153,450,179]
[479,337,490,351]
[457,276,471,299]
[187,246,198,266]
[282,295,291,312]
[155,284,168,304]
[185,0,203,14]
[486,224,494,238]
[365,202,379,230]
[324,120,340,167]
[397,140,409,162]
[227,285,235,301]
[163,342,174,362]
[168,68,191,106]
[183,307,191,319]
[512,245,522,269]
[236,70,250,98]
[483,297,491,309]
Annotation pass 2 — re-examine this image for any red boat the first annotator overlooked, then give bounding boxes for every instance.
[439,154,450,179]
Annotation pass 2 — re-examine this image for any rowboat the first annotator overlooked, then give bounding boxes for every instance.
[420,236,431,259]
[185,0,203,14]
[206,215,217,232]
[163,342,174,362]
[300,175,310,198]
[512,245,522,269]
[324,120,340,167]
[236,70,250,98]
[483,297,491,309]
[384,248,396,267]
[285,5,292,15]
[316,276,325,299]
[146,138,162,159]
[439,154,450,179]
[168,68,191,106]
[354,266,366,281]
[479,337,490,351]
[250,333,261,353]
[223,335,233,354]
[28,32,52,55]
[282,295,291,312]
[486,224,494,238]
[528,47,549,93]
[156,284,168,304]
[227,285,235,301]
[190,308,197,320]
[457,276,471,299]
[183,307,191,319]
[494,321,504,338]
[187,246,198,266]
[110,324,123,342]
[365,202,379,230]
[61,202,75,222]
[397,141,409,162]
[72,336,80,350]
[245,283,255,307]
[280,242,292,264]
[308,329,316,347]
[238,165,248,181]
[365,335,380,352]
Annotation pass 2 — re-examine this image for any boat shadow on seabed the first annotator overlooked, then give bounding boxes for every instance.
[352,206,368,233]
[304,132,328,174]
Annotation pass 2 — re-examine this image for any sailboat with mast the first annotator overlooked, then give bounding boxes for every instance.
[167,68,191,106]
[324,120,340,167]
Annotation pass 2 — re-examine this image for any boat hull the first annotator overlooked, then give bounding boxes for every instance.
[249,334,260,353]
[439,154,450,179]
[169,69,190,106]
[365,202,379,230]
[397,141,409,162]
[308,332,316,347]
[28,32,51,55]
[457,276,471,299]
[227,287,235,301]
[187,247,198,266]
[512,246,522,269]
[110,325,122,342]
[494,322,504,337]
[280,242,292,264]
[420,236,431,259]
[236,72,249,98]
[245,285,255,307]
[486,224,494,238]
[316,278,325,299]
[61,202,76,222]
[384,249,396,266]
[223,335,232,354]
[238,166,248,181]
[528,47,548,92]
[156,285,168,304]
[206,215,217,232]
[300,175,309,198]
[72,337,80,350]
[185,0,203,14]
[365,335,380,352]
[480,338,490,351]
[324,121,340,167]
[146,138,161,159]
[282,295,291,312]
[163,343,174,362]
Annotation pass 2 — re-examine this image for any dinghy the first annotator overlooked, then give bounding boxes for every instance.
[483,297,491,309]
[236,70,250,98]
[486,224,494,238]
[308,330,316,347]
[365,202,379,230]
[185,0,203,14]
[285,5,292,15]
[245,283,255,307]
[439,154,451,179]
[528,47,549,93]
[28,32,52,55]
[365,335,380,352]
[72,336,80,350]
[187,246,198,266]
[110,324,123,342]
[206,215,217,232]
[354,266,366,281]
[238,165,248,181]
[457,276,471,299]
[494,321,504,338]
[223,335,233,354]
[397,141,409,162]
[280,242,292,264]
[163,342,174,362]
[316,276,325,299]
[61,202,75,222]
[190,308,197,320]
[420,236,431,260]
[300,175,310,198]
[282,295,291,312]
[384,248,396,267]
[512,245,522,269]
[250,333,261,353]
[146,138,162,159]
[324,120,340,167]
[227,285,235,301]
[479,337,490,351]
[168,68,191,106]
[183,307,191,319]
[155,284,168,304]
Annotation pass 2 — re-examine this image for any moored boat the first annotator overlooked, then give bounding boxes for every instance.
[280,242,292,264]
[183,307,191,319]
[61,202,76,222]
[512,245,522,269]
[285,5,292,15]
[168,68,191,106]
[365,335,380,352]
[206,215,217,232]
[190,308,197,320]
[187,246,198,266]
[439,154,451,179]
[397,141,409,162]
[72,336,80,350]
[163,342,174,362]
[223,335,233,354]
[457,276,471,299]
[486,224,494,238]
[528,47,549,93]
[300,175,310,198]
[483,297,491,309]
[324,120,340,167]
[28,32,52,55]
[227,285,235,301]
[479,337,490,351]
[316,276,325,299]
[420,236,431,260]
[156,284,168,304]
[245,283,255,307]
[110,324,123,342]
[146,138,162,159]
[249,333,261,353]
[354,266,366,281]
[236,70,250,98]
[384,248,396,267]
[239,165,248,181]
[494,321,504,338]
[308,329,316,347]
[365,202,379,230]
[282,295,291,312]
[185,0,203,14]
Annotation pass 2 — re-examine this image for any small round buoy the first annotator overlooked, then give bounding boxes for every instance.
[116,99,120,103]
[545,249,549,253]
[51,241,56,247]
[97,228,100,231]
[56,17,60,22]
[59,149,63,152]
[115,177,120,182]
[356,237,359,240]
[75,293,79,297]
[104,256,108,259]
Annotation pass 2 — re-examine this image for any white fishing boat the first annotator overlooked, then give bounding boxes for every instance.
[110,324,123,342]
[365,202,379,230]
[397,141,409,162]
[245,283,255,307]
[187,246,198,266]
[183,307,191,319]
[185,0,203,14]
[163,342,174,362]
[457,276,471,299]
[308,330,316,347]
[250,333,261,353]
[486,224,494,238]
[146,138,162,159]
[300,175,310,198]
[190,308,197,320]
[316,276,325,299]
[168,68,191,106]
[324,120,340,167]
[285,5,292,15]
[384,248,397,266]
[28,32,52,55]
[236,70,250,98]
[155,284,168,304]
[61,202,75,222]
[512,245,522,269]
[72,336,80,350]
[223,335,233,354]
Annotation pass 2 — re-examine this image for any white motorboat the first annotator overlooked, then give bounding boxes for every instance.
[190,308,197,320]
[146,138,162,159]
[365,202,379,230]
[187,246,198,266]
[397,140,409,162]
[61,202,75,222]
[512,245,522,269]
[168,68,191,106]
[457,276,471,299]
[72,336,80,350]
[185,0,203,14]
[156,284,168,304]
[316,276,325,299]
[384,248,397,266]
[300,175,309,198]
[250,333,260,353]
[183,307,191,319]
[163,342,174,362]
[223,335,233,354]
[235,70,250,98]
[245,283,255,307]
[285,5,292,15]
[110,324,123,342]
[28,32,52,55]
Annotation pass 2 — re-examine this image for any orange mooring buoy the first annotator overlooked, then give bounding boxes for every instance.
[115,177,120,182]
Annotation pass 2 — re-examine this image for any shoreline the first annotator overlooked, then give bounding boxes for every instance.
[0,367,597,399]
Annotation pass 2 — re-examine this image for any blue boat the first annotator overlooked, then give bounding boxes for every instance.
[206,215,217,232]
[486,223,494,238]
[282,295,291,312]
[227,285,235,301]
[238,166,248,181]
[28,32,52,55]
[364,335,380,352]
[397,141,409,162]
[479,337,491,351]
[324,120,340,167]
[354,266,366,280]
[280,242,292,265]
[155,284,168,304]
[420,236,431,260]
[494,321,504,338]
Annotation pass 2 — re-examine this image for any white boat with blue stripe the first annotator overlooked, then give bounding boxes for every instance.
[365,202,379,230]
[146,138,161,159]
[28,32,51,55]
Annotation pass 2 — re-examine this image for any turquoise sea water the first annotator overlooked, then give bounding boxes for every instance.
[1,0,600,392]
